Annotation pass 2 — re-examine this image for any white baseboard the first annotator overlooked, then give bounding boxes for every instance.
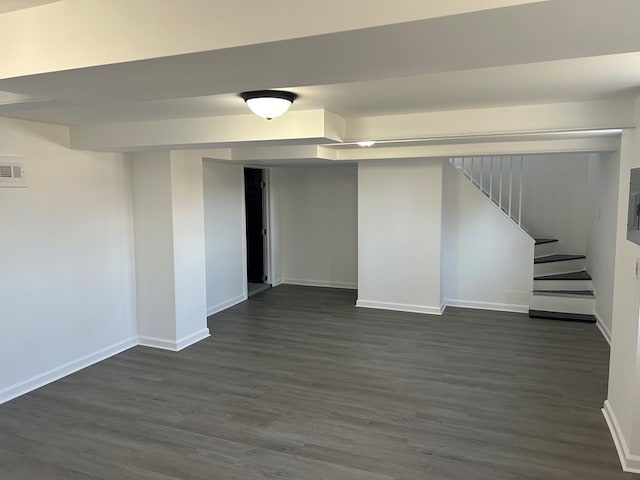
[176,328,211,351]
[0,337,137,405]
[138,328,210,352]
[594,311,612,345]
[207,293,247,316]
[272,278,285,287]
[281,278,357,290]
[1,326,211,405]
[602,400,640,473]
[356,299,443,315]
[444,299,529,314]
[137,335,176,351]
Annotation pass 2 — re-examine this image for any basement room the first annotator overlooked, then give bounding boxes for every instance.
[1,1,640,479]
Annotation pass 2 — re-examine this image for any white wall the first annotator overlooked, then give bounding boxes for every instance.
[131,151,177,342]
[442,162,534,312]
[131,151,209,350]
[202,160,247,314]
[586,152,619,340]
[521,153,590,254]
[604,94,640,474]
[169,151,208,342]
[357,159,443,314]
[272,165,358,289]
[0,117,136,403]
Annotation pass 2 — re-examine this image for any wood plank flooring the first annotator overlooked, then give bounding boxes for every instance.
[0,285,637,479]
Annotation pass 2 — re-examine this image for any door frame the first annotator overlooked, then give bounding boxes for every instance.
[242,166,273,286]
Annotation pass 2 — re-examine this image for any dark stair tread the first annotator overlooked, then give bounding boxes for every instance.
[534,271,592,281]
[535,238,559,245]
[532,290,594,296]
[534,254,585,264]
[529,310,596,323]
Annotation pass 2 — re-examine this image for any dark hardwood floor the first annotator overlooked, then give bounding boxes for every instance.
[0,285,636,479]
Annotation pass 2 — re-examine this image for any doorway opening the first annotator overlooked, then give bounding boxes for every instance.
[244,167,271,297]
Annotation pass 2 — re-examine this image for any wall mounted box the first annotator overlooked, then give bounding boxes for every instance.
[627,167,640,245]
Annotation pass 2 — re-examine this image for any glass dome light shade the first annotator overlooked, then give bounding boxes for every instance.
[240,90,298,120]
[245,97,292,119]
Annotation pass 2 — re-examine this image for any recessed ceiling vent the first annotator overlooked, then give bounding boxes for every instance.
[0,157,26,187]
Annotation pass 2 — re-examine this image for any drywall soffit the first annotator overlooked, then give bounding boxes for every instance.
[198,135,619,166]
[69,109,345,152]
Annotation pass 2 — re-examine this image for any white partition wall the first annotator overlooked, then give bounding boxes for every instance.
[586,152,620,340]
[271,165,358,289]
[202,160,247,315]
[169,151,209,343]
[131,151,176,345]
[131,151,209,351]
[441,162,534,312]
[603,95,640,474]
[357,159,444,314]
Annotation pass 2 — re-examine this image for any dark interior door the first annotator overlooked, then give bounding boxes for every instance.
[244,168,265,283]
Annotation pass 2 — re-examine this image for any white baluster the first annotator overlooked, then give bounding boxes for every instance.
[518,155,523,227]
[508,155,513,220]
[499,156,503,210]
[489,156,493,201]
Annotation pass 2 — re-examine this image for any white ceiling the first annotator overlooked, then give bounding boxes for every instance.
[4,52,640,126]
[0,0,639,142]
[0,0,57,14]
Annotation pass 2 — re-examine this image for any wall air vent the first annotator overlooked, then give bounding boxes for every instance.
[0,157,26,187]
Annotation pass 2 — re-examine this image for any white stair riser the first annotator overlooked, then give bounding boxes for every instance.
[534,259,586,276]
[534,243,557,258]
[530,295,595,315]
[533,280,592,291]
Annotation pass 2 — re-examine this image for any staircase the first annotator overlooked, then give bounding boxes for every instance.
[530,239,596,323]
[449,155,525,228]
[449,156,597,323]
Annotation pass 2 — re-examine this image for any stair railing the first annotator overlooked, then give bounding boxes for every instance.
[450,155,525,229]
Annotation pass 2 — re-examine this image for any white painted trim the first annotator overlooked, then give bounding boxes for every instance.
[281,278,357,290]
[138,328,209,352]
[444,299,529,314]
[533,258,587,276]
[138,328,210,352]
[1,328,212,405]
[137,335,178,351]
[0,337,137,405]
[272,278,285,287]
[176,328,211,351]
[594,311,612,345]
[602,400,640,474]
[529,293,595,315]
[263,167,274,286]
[356,299,443,315]
[207,294,247,316]
[240,169,249,299]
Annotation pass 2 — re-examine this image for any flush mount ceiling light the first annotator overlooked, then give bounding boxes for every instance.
[240,90,297,120]
[357,141,376,147]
